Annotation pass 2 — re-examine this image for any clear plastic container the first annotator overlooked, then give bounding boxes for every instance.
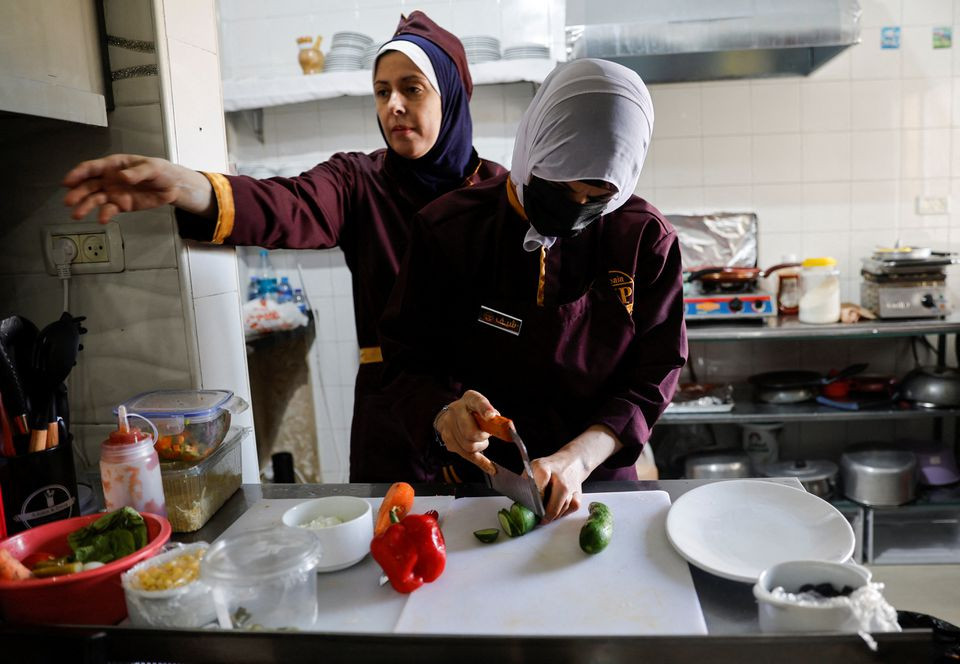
[122,542,216,628]
[798,257,841,324]
[115,390,248,462]
[161,429,245,532]
[202,526,322,630]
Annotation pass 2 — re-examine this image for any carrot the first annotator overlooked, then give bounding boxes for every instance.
[0,549,33,581]
[374,482,415,536]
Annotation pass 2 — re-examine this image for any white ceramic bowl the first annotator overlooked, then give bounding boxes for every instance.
[752,560,872,633]
[282,496,373,572]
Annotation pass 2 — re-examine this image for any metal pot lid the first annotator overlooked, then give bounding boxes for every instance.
[841,447,917,473]
[759,459,838,481]
[872,246,931,261]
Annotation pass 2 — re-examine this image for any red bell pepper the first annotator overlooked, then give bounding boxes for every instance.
[370,513,446,593]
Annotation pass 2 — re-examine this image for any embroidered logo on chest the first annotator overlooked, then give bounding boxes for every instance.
[478,306,522,336]
[608,270,635,314]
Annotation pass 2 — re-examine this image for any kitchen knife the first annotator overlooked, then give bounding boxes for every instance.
[472,414,545,518]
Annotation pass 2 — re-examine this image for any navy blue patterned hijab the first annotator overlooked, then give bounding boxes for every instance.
[376,33,474,195]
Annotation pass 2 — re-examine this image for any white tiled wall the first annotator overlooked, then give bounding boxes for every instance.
[220,0,960,479]
[156,0,258,481]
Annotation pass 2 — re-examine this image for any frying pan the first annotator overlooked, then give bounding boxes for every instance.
[750,363,868,404]
[687,262,801,284]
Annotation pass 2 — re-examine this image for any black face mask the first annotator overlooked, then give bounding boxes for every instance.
[522,177,608,239]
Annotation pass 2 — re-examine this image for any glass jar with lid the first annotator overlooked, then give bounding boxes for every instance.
[798,257,840,324]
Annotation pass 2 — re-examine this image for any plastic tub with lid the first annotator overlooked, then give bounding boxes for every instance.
[202,526,323,630]
[115,390,249,462]
[798,257,840,324]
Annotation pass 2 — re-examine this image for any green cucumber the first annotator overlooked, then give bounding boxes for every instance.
[509,502,538,536]
[497,509,517,537]
[579,502,613,554]
[473,528,500,543]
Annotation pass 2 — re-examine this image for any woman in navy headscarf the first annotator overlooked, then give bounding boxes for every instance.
[62,12,506,482]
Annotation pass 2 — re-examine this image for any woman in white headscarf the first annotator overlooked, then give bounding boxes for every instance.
[381,59,687,522]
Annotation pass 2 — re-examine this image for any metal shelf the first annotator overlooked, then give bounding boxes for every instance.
[686,313,960,342]
[660,386,960,424]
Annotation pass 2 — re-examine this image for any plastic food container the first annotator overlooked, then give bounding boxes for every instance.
[202,526,322,630]
[798,257,841,324]
[753,560,872,633]
[281,496,373,572]
[115,390,249,462]
[161,429,244,533]
[0,512,171,625]
[122,542,216,628]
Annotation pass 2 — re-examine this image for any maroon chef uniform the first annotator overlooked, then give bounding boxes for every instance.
[381,173,687,483]
[175,12,505,482]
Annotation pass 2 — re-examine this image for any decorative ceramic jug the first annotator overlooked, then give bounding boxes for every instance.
[297,36,324,75]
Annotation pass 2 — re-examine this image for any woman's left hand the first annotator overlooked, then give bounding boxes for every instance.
[529,424,624,524]
[530,451,588,524]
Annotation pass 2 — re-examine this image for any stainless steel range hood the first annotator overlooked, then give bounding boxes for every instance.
[565,0,861,83]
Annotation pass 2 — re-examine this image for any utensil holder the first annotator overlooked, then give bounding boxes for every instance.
[0,434,79,535]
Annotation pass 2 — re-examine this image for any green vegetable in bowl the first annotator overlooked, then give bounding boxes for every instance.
[68,507,148,563]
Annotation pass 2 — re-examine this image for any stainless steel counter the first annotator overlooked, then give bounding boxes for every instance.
[177,478,814,636]
[3,480,941,664]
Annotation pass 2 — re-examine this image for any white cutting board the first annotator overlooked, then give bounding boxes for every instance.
[395,491,707,636]
[214,495,455,633]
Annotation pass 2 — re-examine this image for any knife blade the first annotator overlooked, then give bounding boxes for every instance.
[472,414,545,518]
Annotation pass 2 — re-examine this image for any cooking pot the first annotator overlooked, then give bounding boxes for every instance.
[840,444,917,506]
[758,459,838,499]
[898,366,960,408]
[684,450,751,479]
[750,363,868,404]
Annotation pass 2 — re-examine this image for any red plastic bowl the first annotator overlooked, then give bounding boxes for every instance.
[0,512,171,625]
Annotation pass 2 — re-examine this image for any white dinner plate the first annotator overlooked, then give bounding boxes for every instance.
[665,479,855,583]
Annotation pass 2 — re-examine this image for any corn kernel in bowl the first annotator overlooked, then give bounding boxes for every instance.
[134,549,204,591]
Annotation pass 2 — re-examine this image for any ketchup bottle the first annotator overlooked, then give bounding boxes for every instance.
[99,405,166,516]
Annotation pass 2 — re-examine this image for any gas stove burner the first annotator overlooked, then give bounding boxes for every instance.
[684,289,776,319]
[698,279,758,295]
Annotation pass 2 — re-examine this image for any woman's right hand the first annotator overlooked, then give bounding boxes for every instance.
[63,154,215,222]
[434,389,500,475]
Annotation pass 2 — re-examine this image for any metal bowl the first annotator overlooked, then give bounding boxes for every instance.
[898,366,960,408]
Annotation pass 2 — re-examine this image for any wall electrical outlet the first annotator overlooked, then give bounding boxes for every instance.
[43,222,124,275]
[79,233,109,262]
[916,195,949,215]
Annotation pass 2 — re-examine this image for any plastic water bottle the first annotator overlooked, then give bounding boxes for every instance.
[276,277,294,304]
[257,249,278,301]
[246,276,260,301]
[293,288,308,314]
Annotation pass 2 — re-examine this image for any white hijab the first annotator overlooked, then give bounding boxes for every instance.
[509,59,654,250]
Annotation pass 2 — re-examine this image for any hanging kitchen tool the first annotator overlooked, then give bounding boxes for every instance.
[0,394,15,457]
[32,313,85,450]
[471,414,545,518]
[0,336,31,447]
[749,363,868,404]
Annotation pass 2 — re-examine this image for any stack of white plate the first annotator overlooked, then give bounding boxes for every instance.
[361,42,382,70]
[325,31,374,72]
[461,35,501,64]
[502,43,551,60]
